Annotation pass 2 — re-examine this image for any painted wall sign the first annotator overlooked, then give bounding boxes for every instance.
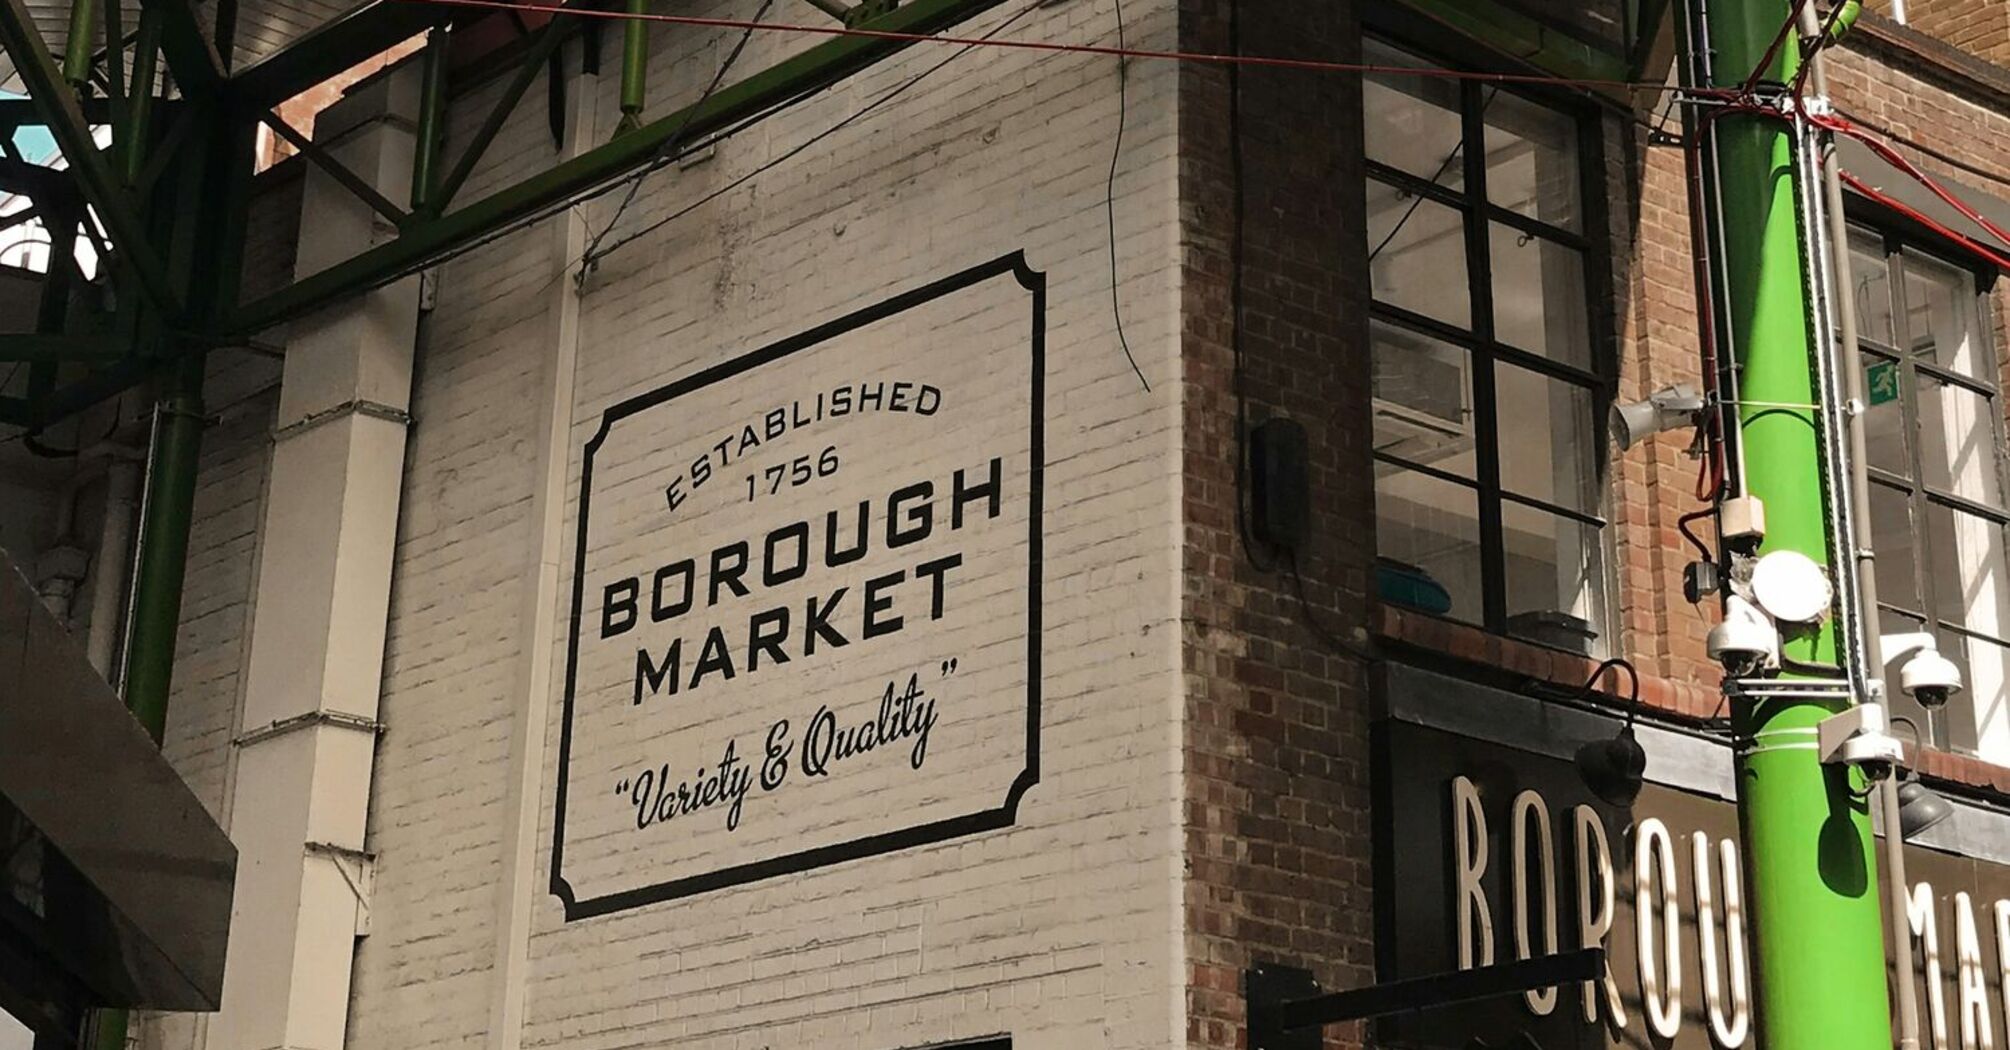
[1375,717,2010,1050]
[551,254,1045,920]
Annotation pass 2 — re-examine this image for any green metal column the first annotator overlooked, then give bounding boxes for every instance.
[618,0,647,133]
[1691,1,1894,1047]
[60,0,95,85]
[120,351,204,744]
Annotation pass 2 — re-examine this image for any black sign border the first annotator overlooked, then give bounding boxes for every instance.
[550,252,1046,921]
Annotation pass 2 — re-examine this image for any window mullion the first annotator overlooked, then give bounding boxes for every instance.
[1460,80,1507,634]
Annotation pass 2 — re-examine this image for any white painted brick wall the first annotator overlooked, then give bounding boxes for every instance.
[151,1,1185,1046]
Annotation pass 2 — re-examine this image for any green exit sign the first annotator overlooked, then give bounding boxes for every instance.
[1868,359,1900,406]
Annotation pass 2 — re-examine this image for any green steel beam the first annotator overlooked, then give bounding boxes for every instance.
[432,11,582,212]
[259,107,408,223]
[135,105,193,193]
[0,334,126,361]
[0,95,116,123]
[231,0,447,106]
[123,6,161,181]
[0,0,182,316]
[1396,0,1629,86]
[101,0,129,134]
[797,0,853,21]
[227,0,1012,333]
[136,0,223,93]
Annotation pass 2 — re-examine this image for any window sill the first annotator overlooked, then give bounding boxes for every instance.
[1374,605,2010,800]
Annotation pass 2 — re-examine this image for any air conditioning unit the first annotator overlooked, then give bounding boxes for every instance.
[1373,331,1471,470]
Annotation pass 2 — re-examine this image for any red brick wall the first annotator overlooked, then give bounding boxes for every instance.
[1893,0,2010,66]
[1179,1,1378,1046]
[1173,4,2010,1046]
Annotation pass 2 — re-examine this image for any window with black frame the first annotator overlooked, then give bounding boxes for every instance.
[1362,38,1612,656]
[1849,226,2010,758]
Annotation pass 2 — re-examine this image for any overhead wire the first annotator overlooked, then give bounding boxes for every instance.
[579,0,774,270]
[399,0,1718,98]
[583,0,1045,263]
[1104,0,1147,393]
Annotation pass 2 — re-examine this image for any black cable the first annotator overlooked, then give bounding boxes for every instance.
[1677,506,1716,562]
[1285,550,1375,660]
[590,1,1044,263]
[1105,0,1147,394]
[1226,0,1272,574]
[580,0,775,270]
[1365,86,1496,264]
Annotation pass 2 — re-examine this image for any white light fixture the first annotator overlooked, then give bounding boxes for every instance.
[1613,384,1706,450]
[1749,550,1833,623]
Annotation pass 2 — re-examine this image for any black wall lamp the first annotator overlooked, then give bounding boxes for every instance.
[1889,715,1954,839]
[1571,658,1646,808]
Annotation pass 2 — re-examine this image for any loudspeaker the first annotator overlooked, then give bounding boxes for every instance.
[1250,417,1310,555]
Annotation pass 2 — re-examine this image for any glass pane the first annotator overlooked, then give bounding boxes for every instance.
[1376,468,1483,625]
[1483,91,1580,233]
[1948,631,2008,756]
[1363,40,1466,190]
[1871,481,1921,613]
[1372,320,1475,476]
[1369,184,1471,329]
[1847,229,1894,348]
[1502,501,1607,656]
[1488,224,1591,368]
[1919,376,2004,507]
[1496,363,1601,516]
[1902,250,1990,379]
[1926,502,2010,639]
[1862,351,1908,478]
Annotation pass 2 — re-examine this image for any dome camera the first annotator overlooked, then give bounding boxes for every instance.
[1900,646,1962,709]
[1707,595,1779,678]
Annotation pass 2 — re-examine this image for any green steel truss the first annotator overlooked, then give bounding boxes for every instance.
[0,0,1013,431]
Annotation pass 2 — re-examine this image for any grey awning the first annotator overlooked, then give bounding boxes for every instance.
[0,550,233,1023]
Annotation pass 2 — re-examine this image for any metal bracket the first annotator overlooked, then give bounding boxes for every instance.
[270,398,414,443]
[1247,950,1604,1050]
[233,708,386,748]
[304,839,376,936]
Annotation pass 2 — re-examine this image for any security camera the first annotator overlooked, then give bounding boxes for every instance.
[1707,595,1779,678]
[1883,632,1964,710]
[1818,703,1906,781]
[1901,646,1963,709]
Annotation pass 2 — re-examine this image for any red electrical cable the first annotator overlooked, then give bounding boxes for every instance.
[395,0,1719,97]
[1740,0,1814,95]
[1837,169,2010,271]
[1813,112,2010,252]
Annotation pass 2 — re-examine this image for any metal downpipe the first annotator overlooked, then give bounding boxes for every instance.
[1795,5,1920,1047]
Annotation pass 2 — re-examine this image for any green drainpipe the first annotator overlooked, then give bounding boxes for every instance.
[1690,0,1894,1046]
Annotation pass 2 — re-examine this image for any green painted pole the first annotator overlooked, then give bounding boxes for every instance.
[120,351,204,746]
[1689,1,1894,1047]
[411,25,449,213]
[618,0,647,134]
[124,7,162,183]
[61,0,96,85]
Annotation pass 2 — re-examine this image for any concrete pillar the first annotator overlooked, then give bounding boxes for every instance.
[209,67,421,1050]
